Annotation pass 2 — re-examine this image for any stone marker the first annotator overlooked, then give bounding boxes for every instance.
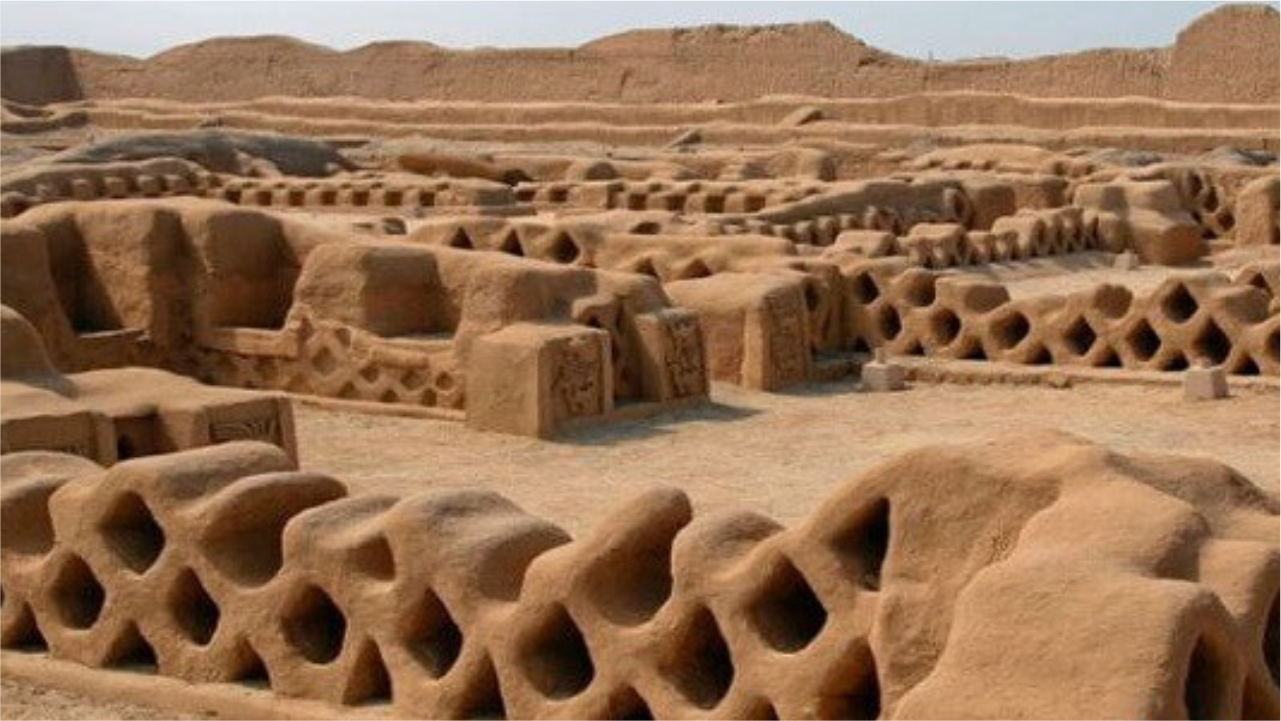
[1183,364,1229,401]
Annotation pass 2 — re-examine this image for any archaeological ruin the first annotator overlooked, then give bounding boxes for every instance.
[0,3,1277,720]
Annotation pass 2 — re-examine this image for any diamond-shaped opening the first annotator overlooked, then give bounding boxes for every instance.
[400,369,427,391]
[1,602,48,652]
[815,643,881,720]
[1158,350,1189,371]
[1191,320,1232,366]
[52,555,105,630]
[1201,182,1219,212]
[100,492,165,574]
[342,640,393,706]
[1161,284,1200,323]
[448,227,475,250]
[457,655,507,720]
[747,557,828,653]
[114,415,172,461]
[311,346,338,376]
[878,306,902,342]
[169,568,220,646]
[547,232,581,264]
[1242,271,1272,296]
[930,308,961,346]
[1026,344,1052,366]
[631,257,661,279]
[850,273,880,304]
[630,221,662,235]
[606,686,654,720]
[520,604,595,700]
[1231,355,1261,376]
[497,230,524,257]
[105,622,159,673]
[281,584,347,665]
[402,587,463,679]
[990,312,1030,350]
[1125,320,1161,361]
[1213,207,1234,234]
[232,641,273,689]
[829,498,890,591]
[1184,636,1231,720]
[1062,317,1097,357]
[678,259,712,280]
[662,606,734,710]
[1094,345,1122,368]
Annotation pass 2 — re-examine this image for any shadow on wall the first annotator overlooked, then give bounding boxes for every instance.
[0,46,84,105]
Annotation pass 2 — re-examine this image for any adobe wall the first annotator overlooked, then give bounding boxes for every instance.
[2,431,1276,718]
[2,5,1276,106]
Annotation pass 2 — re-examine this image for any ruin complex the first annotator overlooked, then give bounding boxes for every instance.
[0,4,1277,720]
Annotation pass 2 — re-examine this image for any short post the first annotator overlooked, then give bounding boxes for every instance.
[1183,364,1228,401]
[1113,251,1140,270]
[863,348,906,392]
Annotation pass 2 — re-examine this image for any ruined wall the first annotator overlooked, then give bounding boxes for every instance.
[2,432,1277,718]
[2,6,1276,106]
[0,46,82,105]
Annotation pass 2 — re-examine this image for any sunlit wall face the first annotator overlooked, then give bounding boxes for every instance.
[0,1,1250,60]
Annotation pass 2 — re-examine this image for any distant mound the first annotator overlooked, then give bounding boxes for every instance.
[1168,3,1280,104]
[1,5,1276,106]
[581,20,891,59]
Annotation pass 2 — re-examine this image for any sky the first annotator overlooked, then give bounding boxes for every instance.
[0,1,1269,61]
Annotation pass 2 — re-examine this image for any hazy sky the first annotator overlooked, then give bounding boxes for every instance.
[0,1,1267,61]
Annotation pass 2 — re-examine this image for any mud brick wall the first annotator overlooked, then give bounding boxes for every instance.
[2,431,1277,719]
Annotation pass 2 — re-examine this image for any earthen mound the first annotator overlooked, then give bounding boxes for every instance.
[581,20,891,62]
[2,5,1275,104]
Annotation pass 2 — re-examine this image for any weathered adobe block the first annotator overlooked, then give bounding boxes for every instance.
[1234,175,1280,247]
[1,305,297,465]
[466,324,614,438]
[665,273,813,391]
[1074,179,1206,265]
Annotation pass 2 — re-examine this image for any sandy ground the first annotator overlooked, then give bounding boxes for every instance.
[0,677,204,720]
[2,378,1277,718]
[294,380,1280,534]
